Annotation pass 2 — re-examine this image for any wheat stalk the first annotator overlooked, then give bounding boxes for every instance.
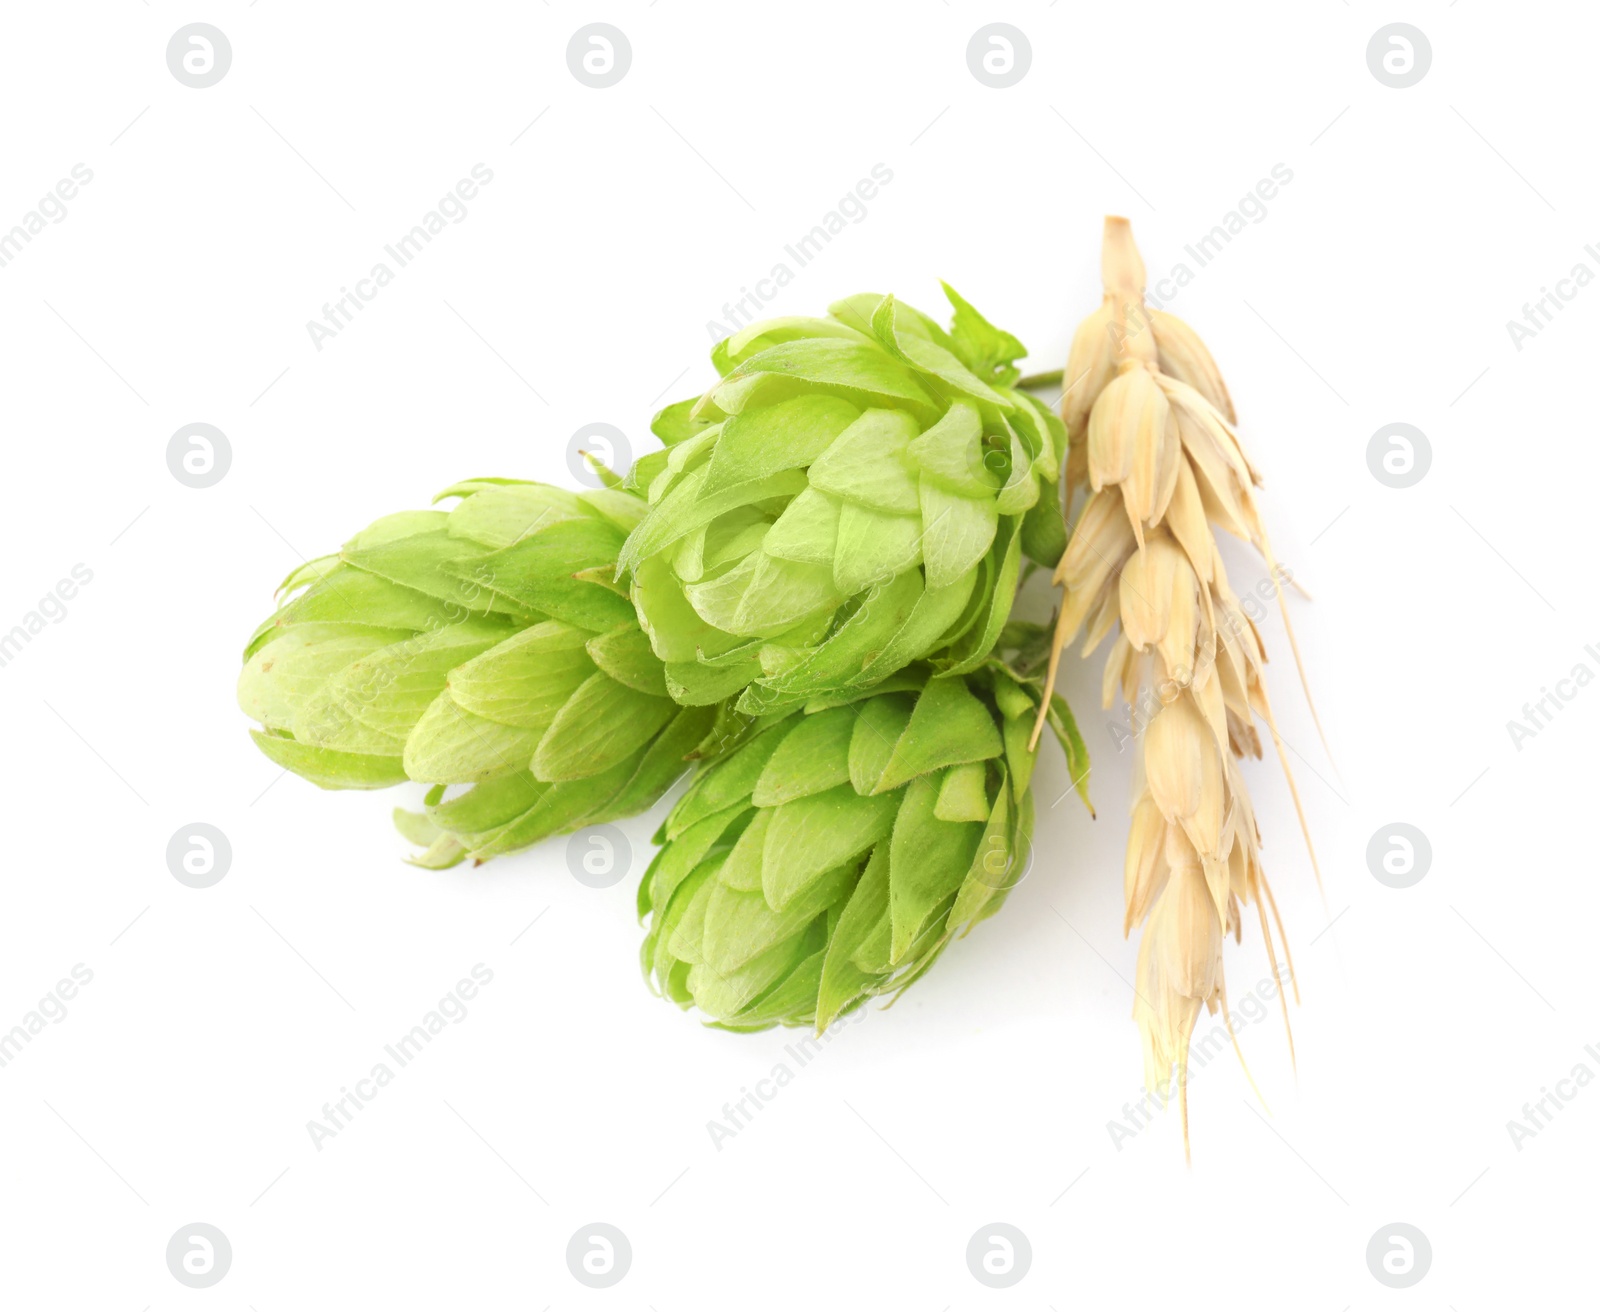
[1035,216,1323,1158]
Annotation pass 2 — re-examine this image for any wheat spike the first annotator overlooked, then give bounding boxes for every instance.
[1036,217,1320,1158]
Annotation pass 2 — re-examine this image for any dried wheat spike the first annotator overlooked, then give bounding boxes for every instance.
[1036,217,1321,1160]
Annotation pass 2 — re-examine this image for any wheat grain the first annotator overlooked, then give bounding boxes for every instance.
[1037,217,1322,1158]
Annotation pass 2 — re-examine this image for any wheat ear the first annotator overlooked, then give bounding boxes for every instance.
[1034,217,1322,1157]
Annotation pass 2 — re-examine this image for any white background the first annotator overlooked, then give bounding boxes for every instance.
[1,2,1594,1307]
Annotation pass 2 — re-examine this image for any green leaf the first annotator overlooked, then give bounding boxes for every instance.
[449,757,640,861]
[447,622,595,729]
[852,570,976,686]
[759,571,924,698]
[1020,485,1067,568]
[631,555,742,665]
[238,624,408,731]
[252,567,465,655]
[721,338,937,410]
[887,773,982,962]
[1046,692,1094,814]
[666,718,799,838]
[847,693,915,795]
[657,859,719,967]
[593,704,718,824]
[456,518,634,632]
[762,785,897,911]
[533,672,677,782]
[249,730,407,790]
[686,933,811,1022]
[1002,703,1040,797]
[726,940,829,1028]
[935,761,991,822]
[684,548,841,638]
[441,482,587,548]
[294,623,505,752]
[905,400,999,496]
[585,625,669,696]
[752,706,856,806]
[918,480,998,590]
[711,316,870,374]
[872,675,1003,794]
[941,282,1026,385]
[870,294,1011,408]
[948,777,1015,930]
[806,408,922,515]
[833,501,923,595]
[993,431,1040,516]
[716,805,772,893]
[702,862,853,974]
[579,487,648,534]
[763,487,841,565]
[816,843,892,1029]
[651,396,716,447]
[342,531,528,619]
[702,394,860,497]
[644,803,747,915]
[392,806,442,847]
[621,465,808,573]
[665,657,760,706]
[935,520,1022,677]
[402,693,541,783]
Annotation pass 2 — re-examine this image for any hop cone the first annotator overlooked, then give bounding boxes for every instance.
[1041,218,1321,1146]
[638,647,1089,1031]
[618,286,1068,717]
[239,477,730,867]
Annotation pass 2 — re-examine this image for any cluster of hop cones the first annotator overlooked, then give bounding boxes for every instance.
[238,219,1318,1154]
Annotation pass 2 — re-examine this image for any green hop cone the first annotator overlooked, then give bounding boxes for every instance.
[618,285,1069,717]
[637,639,1091,1032]
[239,476,738,868]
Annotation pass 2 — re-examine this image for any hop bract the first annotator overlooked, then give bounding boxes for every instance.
[619,286,1068,717]
[638,648,1089,1032]
[238,478,729,867]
